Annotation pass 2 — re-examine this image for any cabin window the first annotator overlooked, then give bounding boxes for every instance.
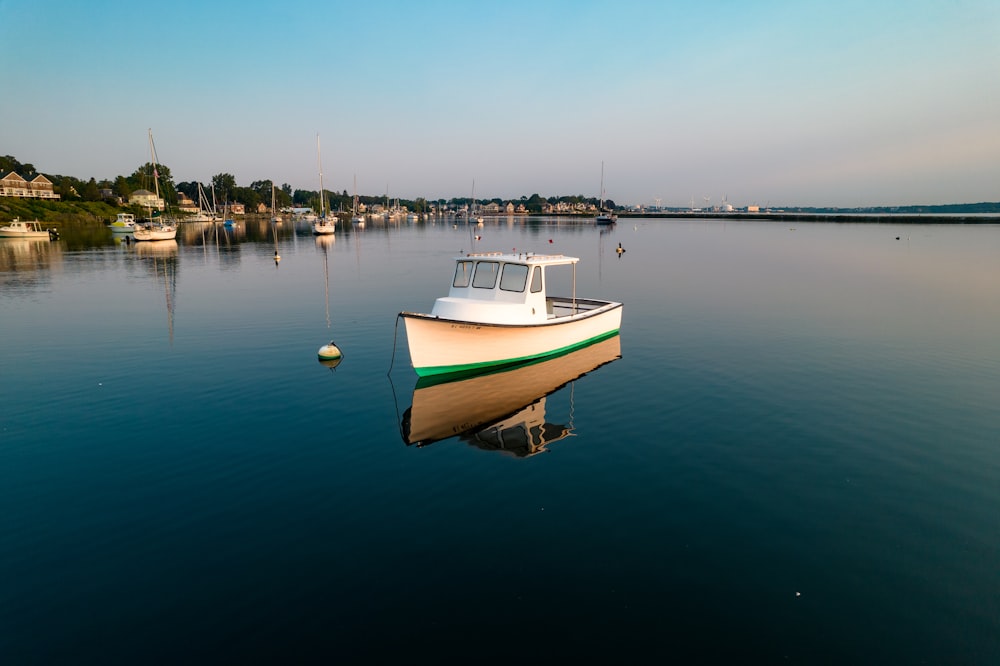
[530,266,542,293]
[453,260,473,287]
[472,261,499,289]
[500,263,529,292]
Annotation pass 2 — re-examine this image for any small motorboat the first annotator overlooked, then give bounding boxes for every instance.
[109,213,136,233]
[0,218,57,240]
[399,251,622,377]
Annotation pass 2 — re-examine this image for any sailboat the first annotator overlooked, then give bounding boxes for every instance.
[351,175,365,226]
[470,179,484,225]
[595,161,617,225]
[133,129,178,242]
[312,134,336,235]
[187,182,218,222]
[270,184,282,224]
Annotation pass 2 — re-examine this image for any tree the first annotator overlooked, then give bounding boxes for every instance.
[175,181,199,201]
[212,173,237,202]
[81,177,101,202]
[0,155,37,176]
[113,175,132,200]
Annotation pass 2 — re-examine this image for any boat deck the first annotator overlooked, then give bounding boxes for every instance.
[546,297,614,319]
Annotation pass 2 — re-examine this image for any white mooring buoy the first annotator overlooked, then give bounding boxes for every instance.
[318,341,342,361]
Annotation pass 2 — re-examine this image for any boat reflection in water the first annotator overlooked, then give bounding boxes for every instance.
[133,240,178,344]
[399,334,621,457]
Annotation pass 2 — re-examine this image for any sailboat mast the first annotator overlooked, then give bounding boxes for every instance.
[148,128,160,201]
[317,133,325,217]
[599,161,604,210]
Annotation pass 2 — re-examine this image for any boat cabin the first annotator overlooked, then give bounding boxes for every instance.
[6,220,44,232]
[431,252,582,325]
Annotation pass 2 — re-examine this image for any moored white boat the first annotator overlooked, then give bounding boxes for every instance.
[133,222,177,241]
[595,161,617,224]
[109,213,137,233]
[133,130,178,242]
[0,218,57,239]
[312,134,336,236]
[399,251,623,377]
[312,219,336,235]
[351,175,365,226]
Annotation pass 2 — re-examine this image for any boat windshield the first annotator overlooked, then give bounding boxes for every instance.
[500,263,528,292]
[472,261,499,289]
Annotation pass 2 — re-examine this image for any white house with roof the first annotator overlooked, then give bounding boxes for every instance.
[129,189,165,210]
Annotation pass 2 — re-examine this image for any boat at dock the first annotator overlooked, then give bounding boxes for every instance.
[399,251,622,377]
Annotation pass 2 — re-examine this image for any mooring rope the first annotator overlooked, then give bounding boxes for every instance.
[387,313,402,375]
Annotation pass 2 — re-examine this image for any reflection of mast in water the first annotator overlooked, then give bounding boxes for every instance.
[354,226,362,275]
[598,224,614,282]
[318,234,333,329]
[272,217,281,265]
[136,240,178,345]
[158,255,176,345]
[315,234,342,366]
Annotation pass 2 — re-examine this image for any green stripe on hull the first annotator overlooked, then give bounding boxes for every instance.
[413,329,620,378]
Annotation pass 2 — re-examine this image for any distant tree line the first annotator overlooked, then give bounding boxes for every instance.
[3,154,619,214]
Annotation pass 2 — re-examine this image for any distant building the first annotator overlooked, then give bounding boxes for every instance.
[177,192,198,213]
[0,171,61,199]
[129,189,165,211]
[98,188,123,204]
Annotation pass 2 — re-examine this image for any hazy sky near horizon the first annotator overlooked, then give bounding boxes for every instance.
[2,0,998,207]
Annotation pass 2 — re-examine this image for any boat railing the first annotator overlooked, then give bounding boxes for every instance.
[546,297,605,318]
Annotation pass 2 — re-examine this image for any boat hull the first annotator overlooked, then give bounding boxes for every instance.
[0,220,54,239]
[403,334,622,447]
[133,226,177,241]
[400,300,622,377]
[0,230,52,239]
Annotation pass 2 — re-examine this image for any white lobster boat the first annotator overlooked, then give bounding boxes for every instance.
[399,251,623,377]
[0,218,57,239]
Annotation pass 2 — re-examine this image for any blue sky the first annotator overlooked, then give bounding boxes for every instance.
[2,0,998,207]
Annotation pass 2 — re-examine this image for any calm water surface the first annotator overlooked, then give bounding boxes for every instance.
[2,217,998,663]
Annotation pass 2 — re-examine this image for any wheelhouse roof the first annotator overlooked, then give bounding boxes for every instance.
[455,251,579,267]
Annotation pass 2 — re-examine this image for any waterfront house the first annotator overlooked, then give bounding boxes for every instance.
[0,171,61,200]
[129,189,165,211]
